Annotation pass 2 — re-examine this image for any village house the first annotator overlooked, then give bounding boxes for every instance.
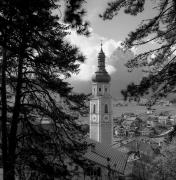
[158,115,168,125]
[147,116,158,127]
[138,98,148,106]
[140,127,154,136]
[122,120,133,130]
[122,113,136,119]
[114,125,126,137]
[169,115,176,125]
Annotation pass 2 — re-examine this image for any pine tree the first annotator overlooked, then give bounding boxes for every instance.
[101,0,176,99]
[0,0,89,179]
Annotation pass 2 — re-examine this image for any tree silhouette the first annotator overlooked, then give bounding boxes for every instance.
[121,75,153,102]
[0,0,90,179]
[101,0,176,99]
[121,89,128,101]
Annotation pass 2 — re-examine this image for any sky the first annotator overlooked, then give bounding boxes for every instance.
[64,0,158,98]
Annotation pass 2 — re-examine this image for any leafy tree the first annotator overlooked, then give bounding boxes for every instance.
[0,0,90,179]
[167,125,176,142]
[121,76,153,102]
[101,0,176,99]
[120,89,128,101]
[127,141,176,180]
[150,141,176,180]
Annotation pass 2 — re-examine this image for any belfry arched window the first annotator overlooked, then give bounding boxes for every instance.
[93,104,96,114]
[105,104,108,113]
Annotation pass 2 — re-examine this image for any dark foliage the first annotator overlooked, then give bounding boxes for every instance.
[0,0,90,179]
[101,0,176,99]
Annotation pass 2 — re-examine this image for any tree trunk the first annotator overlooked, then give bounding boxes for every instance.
[1,46,8,180]
[7,50,24,180]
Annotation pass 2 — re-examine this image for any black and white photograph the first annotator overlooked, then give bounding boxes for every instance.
[1,0,176,179]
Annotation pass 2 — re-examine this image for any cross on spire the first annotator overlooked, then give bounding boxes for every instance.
[100,40,103,50]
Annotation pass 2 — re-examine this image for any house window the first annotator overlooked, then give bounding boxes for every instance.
[99,88,101,92]
[105,104,108,113]
[105,88,107,92]
[93,104,96,114]
[85,167,101,177]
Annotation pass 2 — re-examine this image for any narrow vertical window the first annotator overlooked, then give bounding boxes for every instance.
[99,88,101,92]
[93,104,96,114]
[105,88,107,92]
[93,88,96,95]
[105,104,108,113]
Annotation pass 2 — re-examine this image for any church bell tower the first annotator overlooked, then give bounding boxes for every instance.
[89,43,113,145]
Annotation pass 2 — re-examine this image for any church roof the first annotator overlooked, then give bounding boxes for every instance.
[92,44,111,83]
[92,71,111,83]
[85,139,128,175]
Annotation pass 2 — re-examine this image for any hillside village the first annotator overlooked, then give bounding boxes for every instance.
[113,99,176,143]
[75,97,176,180]
[109,99,176,179]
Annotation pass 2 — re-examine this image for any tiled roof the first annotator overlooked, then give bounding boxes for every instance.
[84,139,128,174]
[123,139,158,156]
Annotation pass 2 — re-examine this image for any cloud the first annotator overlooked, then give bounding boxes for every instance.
[68,41,142,98]
[72,64,97,81]
[106,64,117,74]
[66,29,122,81]
[66,29,143,98]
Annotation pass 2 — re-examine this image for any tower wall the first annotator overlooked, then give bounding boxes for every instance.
[89,45,113,146]
[90,83,113,145]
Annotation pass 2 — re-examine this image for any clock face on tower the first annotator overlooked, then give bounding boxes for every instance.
[92,115,98,123]
[103,115,109,122]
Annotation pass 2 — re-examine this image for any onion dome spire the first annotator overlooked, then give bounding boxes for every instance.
[98,41,106,72]
[92,42,111,83]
